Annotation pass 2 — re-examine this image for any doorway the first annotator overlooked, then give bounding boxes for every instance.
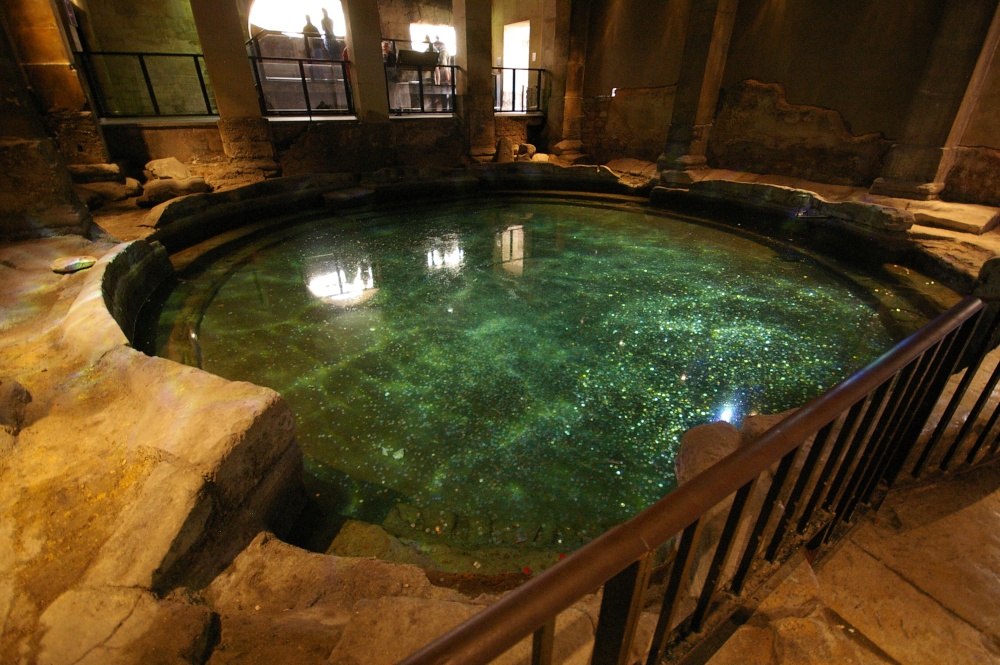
[500,21,530,111]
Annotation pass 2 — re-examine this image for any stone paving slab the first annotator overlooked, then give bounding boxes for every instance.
[816,540,1000,665]
[845,463,1000,642]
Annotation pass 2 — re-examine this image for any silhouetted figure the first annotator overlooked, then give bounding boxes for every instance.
[302,15,324,59]
[321,9,344,58]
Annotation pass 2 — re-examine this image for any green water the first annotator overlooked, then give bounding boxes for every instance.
[148,198,923,551]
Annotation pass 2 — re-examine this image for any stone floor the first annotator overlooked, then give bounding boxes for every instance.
[707,459,1000,665]
[3,169,1000,664]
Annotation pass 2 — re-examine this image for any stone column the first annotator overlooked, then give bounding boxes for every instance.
[870,0,1000,200]
[189,0,275,160]
[0,16,89,239]
[560,0,590,142]
[454,0,496,161]
[658,0,740,186]
[540,0,573,147]
[343,0,390,122]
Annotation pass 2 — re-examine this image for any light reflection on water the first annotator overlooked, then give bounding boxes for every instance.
[149,199,925,552]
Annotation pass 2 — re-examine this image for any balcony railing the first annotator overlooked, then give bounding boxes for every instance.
[493,67,545,113]
[247,31,354,119]
[399,294,1000,664]
[76,50,216,118]
[387,64,456,114]
[248,55,354,119]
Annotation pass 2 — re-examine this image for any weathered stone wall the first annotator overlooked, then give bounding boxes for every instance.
[581,86,674,164]
[492,0,543,67]
[943,147,1000,208]
[494,115,545,149]
[947,27,1000,209]
[379,0,453,43]
[6,0,108,165]
[724,0,946,140]
[102,124,227,173]
[74,0,200,51]
[0,12,90,240]
[73,0,211,117]
[960,26,1000,152]
[582,0,687,97]
[274,118,466,174]
[707,80,891,187]
[580,95,610,161]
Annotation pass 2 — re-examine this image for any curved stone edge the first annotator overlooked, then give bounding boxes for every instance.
[38,239,304,659]
[650,180,915,246]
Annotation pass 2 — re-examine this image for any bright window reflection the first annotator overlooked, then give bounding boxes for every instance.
[427,239,465,270]
[305,254,376,305]
[497,225,525,276]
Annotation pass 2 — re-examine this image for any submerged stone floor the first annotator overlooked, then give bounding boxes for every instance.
[2,170,1000,664]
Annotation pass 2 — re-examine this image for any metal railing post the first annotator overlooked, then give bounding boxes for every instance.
[193,55,213,114]
[137,54,160,115]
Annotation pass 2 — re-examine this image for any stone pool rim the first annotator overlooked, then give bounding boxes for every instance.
[81,166,965,572]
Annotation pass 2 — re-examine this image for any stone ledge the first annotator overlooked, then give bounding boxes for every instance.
[650,179,914,241]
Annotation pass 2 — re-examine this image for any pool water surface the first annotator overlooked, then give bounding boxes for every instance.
[145,198,928,554]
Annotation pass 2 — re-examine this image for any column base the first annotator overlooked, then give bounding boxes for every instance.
[869,177,944,200]
[218,117,276,161]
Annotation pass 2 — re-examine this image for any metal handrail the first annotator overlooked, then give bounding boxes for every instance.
[492,67,546,113]
[75,50,216,118]
[247,54,354,119]
[386,64,457,115]
[399,294,1000,665]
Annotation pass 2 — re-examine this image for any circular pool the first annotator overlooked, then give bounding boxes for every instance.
[140,196,938,557]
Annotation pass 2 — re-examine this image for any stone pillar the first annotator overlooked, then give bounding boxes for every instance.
[0,15,89,239]
[870,0,1000,200]
[343,0,390,123]
[560,0,590,142]
[454,0,496,161]
[540,0,572,147]
[189,0,275,160]
[658,0,739,186]
[7,0,109,165]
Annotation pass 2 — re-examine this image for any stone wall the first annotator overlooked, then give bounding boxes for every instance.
[274,118,467,174]
[707,80,891,187]
[103,124,227,174]
[724,0,946,139]
[492,0,543,67]
[495,115,545,149]
[960,27,1000,152]
[582,0,687,97]
[73,0,211,118]
[581,86,674,164]
[379,0,453,43]
[943,147,1000,208]
[0,12,90,240]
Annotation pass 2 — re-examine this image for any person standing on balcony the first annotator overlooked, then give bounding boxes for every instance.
[432,35,450,86]
[302,16,324,59]
[321,9,343,60]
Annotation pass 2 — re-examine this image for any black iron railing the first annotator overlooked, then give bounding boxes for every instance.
[399,294,1000,664]
[493,67,545,113]
[76,50,216,118]
[386,64,457,114]
[248,55,354,119]
[246,30,354,119]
